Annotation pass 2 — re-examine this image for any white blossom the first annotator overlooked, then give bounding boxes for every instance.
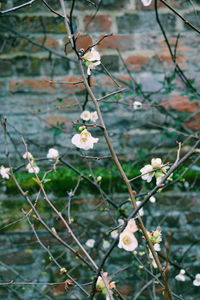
[103,240,110,250]
[151,158,162,169]
[154,243,161,252]
[71,129,99,150]
[140,164,154,182]
[80,111,91,121]
[26,163,40,174]
[140,0,152,6]
[133,101,142,110]
[90,111,98,122]
[0,166,10,179]
[118,218,125,227]
[96,176,102,182]
[85,239,95,248]
[47,148,59,160]
[111,230,118,239]
[175,269,186,282]
[149,196,156,203]
[136,201,144,217]
[118,230,138,252]
[82,48,101,75]
[193,274,200,286]
[148,227,162,244]
[23,152,33,160]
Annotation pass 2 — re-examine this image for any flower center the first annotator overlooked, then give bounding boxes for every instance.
[122,235,132,245]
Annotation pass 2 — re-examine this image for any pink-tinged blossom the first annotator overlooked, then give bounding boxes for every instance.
[47,148,59,160]
[140,164,154,182]
[85,239,95,248]
[125,218,138,233]
[26,163,40,174]
[0,166,10,179]
[23,152,33,160]
[118,230,138,252]
[193,274,200,286]
[71,129,99,150]
[82,48,101,75]
[175,269,186,282]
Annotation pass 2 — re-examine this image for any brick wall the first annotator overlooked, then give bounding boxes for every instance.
[0,0,200,160]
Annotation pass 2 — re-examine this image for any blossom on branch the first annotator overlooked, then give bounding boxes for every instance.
[80,111,91,121]
[26,163,40,174]
[140,157,170,185]
[141,0,152,6]
[133,101,143,110]
[96,272,116,296]
[71,129,99,150]
[82,47,101,75]
[47,148,59,160]
[90,111,98,122]
[0,166,10,179]
[85,239,95,248]
[175,269,186,282]
[193,274,200,286]
[23,152,33,160]
[118,230,138,251]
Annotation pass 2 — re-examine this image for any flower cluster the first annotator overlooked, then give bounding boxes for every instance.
[80,110,98,122]
[140,158,170,185]
[23,152,40,174]
[0,166,10,180]
[71,128,99,150]
[118,219,138,252]
[96,272,116,298]
[82,47,101,75]
[147,227,162,268]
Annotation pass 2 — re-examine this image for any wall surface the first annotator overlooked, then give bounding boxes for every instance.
[0,0,200,162]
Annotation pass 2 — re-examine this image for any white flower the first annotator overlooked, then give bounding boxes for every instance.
[148,250,157,268]
[140,0,152,6]
[85,239,95,248]
[133,101,142,110]
[175,269,186,282]
[154,243,161,252]
[125,218,138,233]
[193,274,200,286]
[96,176,102,182]
[149,196,156,203]
[156,174,165,186]
[118,218,125,227]
[103,240,110,250]
[0,166,10,179]
[47,148,59,160]
[151,158,162,169]
[90,111,98,122]
[26,163,40,174]
[71,129,99,150]
[23,152,33,160]
[136,201,144,217]
[118,230,138,252]
[111,230,118,239]
[82,48,101,75]
[140,164,154,182]
[80,111,91,121]
[148,227,162,244]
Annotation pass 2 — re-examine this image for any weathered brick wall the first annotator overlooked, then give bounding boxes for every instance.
[0,0,200,160]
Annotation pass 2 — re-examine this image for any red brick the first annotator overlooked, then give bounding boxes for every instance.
[65,35,93,52]
[156,54,185,63]
[84,15,112,32]
[125,55,150,70]
[9,76,86,94]
[184,114,200,130]
[161,95,200,112]
[98,34,134,50]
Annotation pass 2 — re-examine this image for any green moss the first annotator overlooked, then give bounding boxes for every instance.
[2,163,200,196]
